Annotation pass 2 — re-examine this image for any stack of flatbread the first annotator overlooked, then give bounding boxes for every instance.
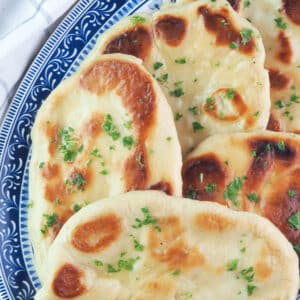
[29,0,300,299]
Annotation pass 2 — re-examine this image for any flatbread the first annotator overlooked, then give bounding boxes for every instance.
[28,54,182,276]
[238,0,300,134]
[182,130,300,267]
[86,0,270,156]
[34,191,299,299]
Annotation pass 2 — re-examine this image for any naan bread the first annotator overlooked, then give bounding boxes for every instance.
[182,130,300,266]
[86,0,270,155]
[28,54,182,276]
[229,0,300,134]
[34,191,299,300]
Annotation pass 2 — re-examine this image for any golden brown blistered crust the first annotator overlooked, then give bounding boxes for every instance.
[277,31,293,64]
[154,15,187,47]
[52,263,86,298]
[182,153,229,205]
[103,25,152,60]
[195,212,235,232]
[268,69,292,91]
[71,213,121,253]
[283,0,300,25]
[204,88,255,128]
[198,6,255,55]
[183,136,300,262]
[149,181,173,195]
[267,114,281,131]
[148,216,205,270]
[81,58,157,191]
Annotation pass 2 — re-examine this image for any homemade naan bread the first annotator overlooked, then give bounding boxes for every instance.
[86,0,270,155]
[230,0,300,134]
[182,130,300,266]
[28,54,182,276]
[34,191,299,300]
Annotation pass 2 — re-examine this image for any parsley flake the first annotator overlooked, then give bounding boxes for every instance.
[41,213,58,234]
[122,135,137,149]
[223,177,245,206]
[230,41,239,49]
[288,211,300,229]
[129,234,144,251]
[192,122,204,132]
[153,61,163,70]
[132,207,161,231]
[188,106,198,115]
[175,112,183,121]
[172,269,181,276]
[131,15,146,25]
[175,57,186,64]
[39,162,45,169]
[277,140,285,151]
[205,183,217,192]
[274,17,287,30]
[102,114,120,141]
[240,28,253,45]
[247,193,259,203]
[226,88,235,100]
[227,259,239,271]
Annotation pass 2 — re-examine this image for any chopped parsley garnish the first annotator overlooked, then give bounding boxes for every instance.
[41,213,58,234]
[129,234,144,251]
[275,100,285,109]
[124,120,133,129]
[90,148,102,158]
[186,185,197,200]
[290,93,300,103]
[27,201,34,208]
[205,183,217,192]
[156,73,168,83]
[94,259,103,267]
[244,0,251,8]
[294,244,300,252]
[192,122,204,132]
[172,269,181,276]
[223,177,245,206]
[274,17,287,30]
[221,19,228,26]
[175,57,186,64]
[247,193,259,203]
[102,114,120,141]
[265,143,272,151]
[230,41,239,49]
[175,112,183,121]
[205,97,215,111]
[73,203,82,212]
[100,169,108,175]
[288,211,300,229]
[253,111,259,118]
[226,88,235,100]
[39,162,45,169]
[226,259,239,271]
[66,172,86,191]
[132,207,161,231]
[240,247,246,253]
[170,87,184,97]
[277,140,285,151]
[131,15,146,25]
[136,152,144,168]
[153,61,163,70]
[182,292,193,299]
[122,135,137,149]
[58,127,82,162]
[166,136,172,142]
[240,267,255,283]
[188,106,198,115]
[288,189,296,197]
[107,256,140,273]
[250,150,256,157]
[247,285,257,296]
[240,28,253,45]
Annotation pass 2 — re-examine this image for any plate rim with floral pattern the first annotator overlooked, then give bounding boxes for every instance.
[0,0,162,298]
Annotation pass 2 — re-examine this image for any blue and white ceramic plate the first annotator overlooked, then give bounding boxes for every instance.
[0,0,299,299]
[0,0,163,298]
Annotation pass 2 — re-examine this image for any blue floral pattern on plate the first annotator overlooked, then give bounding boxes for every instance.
[0,0,298,299]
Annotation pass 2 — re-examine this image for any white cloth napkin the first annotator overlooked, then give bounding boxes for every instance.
[0,0,78,122]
